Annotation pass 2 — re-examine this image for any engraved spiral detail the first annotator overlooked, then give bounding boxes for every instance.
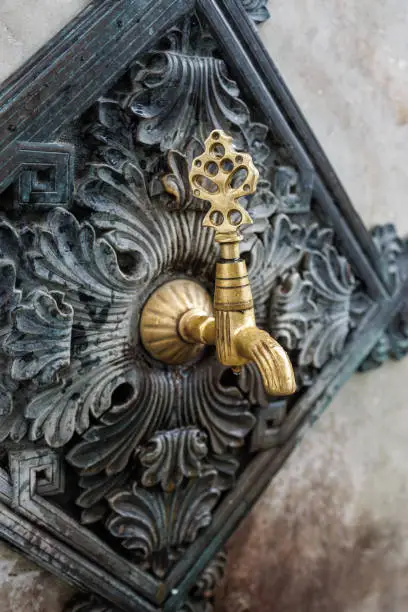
[140,280,213,364]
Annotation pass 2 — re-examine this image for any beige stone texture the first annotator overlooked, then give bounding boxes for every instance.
[0,541,73,611]
[0,0,407,610]
[0,0,87,83]
[219,2,408,610]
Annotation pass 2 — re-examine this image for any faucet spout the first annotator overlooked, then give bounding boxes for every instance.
[235,327,296,396]
[188,129,297,398]
[211,241,296,396]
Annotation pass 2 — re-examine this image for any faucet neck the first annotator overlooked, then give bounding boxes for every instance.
[219,240,241,261]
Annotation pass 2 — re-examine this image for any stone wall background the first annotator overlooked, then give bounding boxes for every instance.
[0,1,407,610]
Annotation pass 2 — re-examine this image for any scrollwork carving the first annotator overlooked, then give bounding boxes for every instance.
[162,149,197,211]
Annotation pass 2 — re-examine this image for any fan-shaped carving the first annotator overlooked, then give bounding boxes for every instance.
[107,471,220,577]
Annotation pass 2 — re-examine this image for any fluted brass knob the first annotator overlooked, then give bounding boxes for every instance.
[141,130,296,397]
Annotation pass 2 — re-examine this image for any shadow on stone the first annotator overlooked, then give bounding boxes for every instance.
[215,469,407,612]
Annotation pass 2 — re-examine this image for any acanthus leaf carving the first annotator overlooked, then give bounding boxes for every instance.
[299,247,354,370]
[207,452,240,492]
[4,289,73,384]
[76,469,131,526]
[178,549,226,611]
[130,52,250,153]
[269,228,369,376]
[29,207,136,302]
[107,470,220,577]
[243,214,305,326]
[162,149,195,211]
[269,272,317,354]
[65,366,170,468]
[0,375,26,442]
[140,427,209,491]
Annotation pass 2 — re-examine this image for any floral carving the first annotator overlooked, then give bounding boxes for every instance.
[107,470,220,577]
[140,428,208,491]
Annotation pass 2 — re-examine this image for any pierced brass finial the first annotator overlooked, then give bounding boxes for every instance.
[189,130,258,240]
[140,130,296,398]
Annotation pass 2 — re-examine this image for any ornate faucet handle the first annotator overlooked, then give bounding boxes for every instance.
[189,130,259,238]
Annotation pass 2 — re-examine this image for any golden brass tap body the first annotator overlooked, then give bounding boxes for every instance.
[140,130,296,397]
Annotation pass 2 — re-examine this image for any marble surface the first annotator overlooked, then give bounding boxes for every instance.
[0,1,407,610]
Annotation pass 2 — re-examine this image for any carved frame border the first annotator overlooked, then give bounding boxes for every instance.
[0,1,406,610]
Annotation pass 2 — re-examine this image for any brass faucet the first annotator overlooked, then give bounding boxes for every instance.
[140,130,296,396]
